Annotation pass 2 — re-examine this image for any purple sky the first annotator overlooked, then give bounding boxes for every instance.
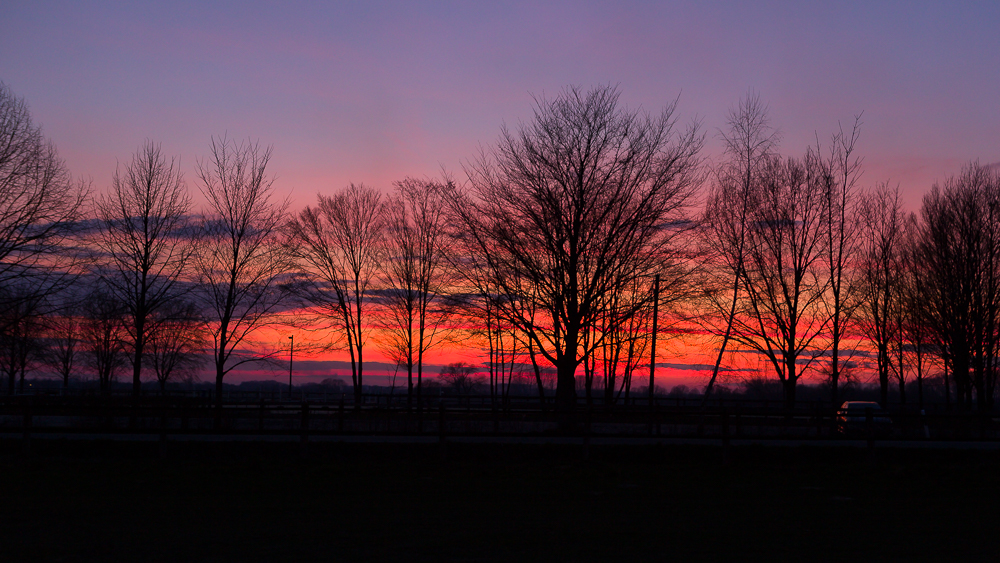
[3,1,998,211]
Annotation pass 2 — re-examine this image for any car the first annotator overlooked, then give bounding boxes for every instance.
[837,401,892,437]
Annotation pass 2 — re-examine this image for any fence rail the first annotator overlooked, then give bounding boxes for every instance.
[2,395,999,444]
[0,388,980,412]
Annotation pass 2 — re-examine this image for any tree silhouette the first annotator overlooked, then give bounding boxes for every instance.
[96,141,192,397]
[288,184,384,404]
[819,118,864,406]
[453,85,702,413]
[857,184,906,406]
[700,91,778,404]
[145,299,206,392]
[81,287,128,394]
[380,178,453,410]
[917,162,1000,411]
[0,82,87,395]
[726,153,830,408]
[195,136,292,410]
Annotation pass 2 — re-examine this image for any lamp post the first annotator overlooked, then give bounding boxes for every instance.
[288,335,294,400]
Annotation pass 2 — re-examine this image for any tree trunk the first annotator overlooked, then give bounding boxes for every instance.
[214,370,225,428]
[782,378,797,410]
[555,340,578,413]
[830,328,840,407]
[527,338,546,408]
[783,354,797,410]
[133,315,144,398]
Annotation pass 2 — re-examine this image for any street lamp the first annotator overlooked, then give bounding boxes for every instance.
[288,335,294,399]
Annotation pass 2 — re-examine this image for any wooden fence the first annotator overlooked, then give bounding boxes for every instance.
[2,395,999,445]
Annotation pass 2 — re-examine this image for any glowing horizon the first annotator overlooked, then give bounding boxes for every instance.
[2,2,996,393]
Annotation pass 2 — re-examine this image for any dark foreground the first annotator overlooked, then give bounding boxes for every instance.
[2,440,998,562]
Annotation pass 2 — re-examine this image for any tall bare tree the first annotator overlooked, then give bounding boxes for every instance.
[0,82,88,293]
[700,91,778,403]
[0,83,87,394]
[452,85,702,412]
[450,239,528,406]
[820,117,864,405]
[96,141,192,397]
[380,178,453,410]
[727,152,830,408]
[898,213,932,408]
[288,184,383,403]
[195,136,291,409]
[918,162,1000,411]
[857,183,906,406]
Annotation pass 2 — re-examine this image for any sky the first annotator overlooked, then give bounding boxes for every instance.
[3,1,999,387]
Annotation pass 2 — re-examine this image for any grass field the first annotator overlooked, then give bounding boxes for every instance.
[2,440,998,562]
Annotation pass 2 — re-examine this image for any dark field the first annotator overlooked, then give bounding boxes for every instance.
[2,440,998,562]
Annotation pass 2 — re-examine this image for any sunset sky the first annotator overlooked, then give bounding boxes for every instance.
[2,1,998,388]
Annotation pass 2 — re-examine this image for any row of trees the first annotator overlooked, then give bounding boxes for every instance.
[0,124,292,409]
[1,81,998,412]
[702,93,1000,412]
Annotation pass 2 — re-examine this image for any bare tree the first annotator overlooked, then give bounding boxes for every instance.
[819,118,864,405]
[700,91,778,403]
[96,141,192,397]
[46,302,83,389]
[727,153,830,408]
[380,178,453,410]
[918,162,1000,411]
[0,83,88,394]
[0,82,88,293]
[452,85,702,413]
[0,283,48,393]
[596,275,658,405]
[195,136,291,409]
[898,213,932,409]
[145,300,206,392]
[80,287,128,394]
[439,361,482,395]
[857,183,907,406]
[449,241,524,406]
[287,184,383,403]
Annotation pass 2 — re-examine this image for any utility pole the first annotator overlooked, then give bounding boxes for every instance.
[288,335,294,400]
[649,274,659,404]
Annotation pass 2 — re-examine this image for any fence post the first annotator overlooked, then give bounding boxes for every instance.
[159,403,168,460]
[866,407,875,460]
[492,400,499,435]
[338,394,345,433]
[721,408,730,464]
[647,397,654,436]
[22,399,32,457]
[258,399,265,433]
[300,402,310,458]
[439,400,447,460]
